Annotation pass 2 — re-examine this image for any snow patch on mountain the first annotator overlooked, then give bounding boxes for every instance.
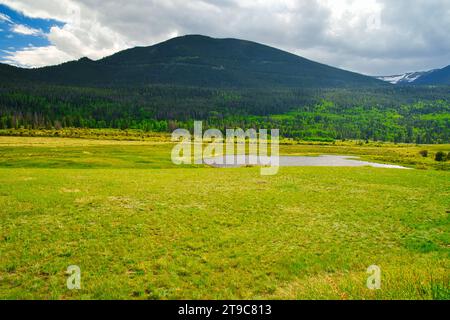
[376,70,435,84]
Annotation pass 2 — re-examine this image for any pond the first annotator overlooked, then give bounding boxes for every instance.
[203,155,410,169]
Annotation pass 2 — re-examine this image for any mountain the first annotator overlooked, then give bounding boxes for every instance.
[377,65,450,85]
[413,65,450,85]
[376,71,434,84]
[0,35,385,88]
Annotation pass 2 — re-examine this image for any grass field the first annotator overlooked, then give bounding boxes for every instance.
[0,134,449,299]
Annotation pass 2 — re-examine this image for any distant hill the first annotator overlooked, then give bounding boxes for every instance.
[376,71,434,84]
[0,35,385,88]
[376,65,450,85]
[413,65,450,85]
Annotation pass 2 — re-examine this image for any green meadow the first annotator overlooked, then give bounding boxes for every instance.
[0,134,449,299]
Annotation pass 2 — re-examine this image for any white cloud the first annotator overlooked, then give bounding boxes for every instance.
[0,12,12,23]
[1,0,450,74]
[2,45,73,67]
[11,24,44,36]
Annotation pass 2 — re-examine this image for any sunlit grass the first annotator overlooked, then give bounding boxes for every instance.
[0,136,449,299]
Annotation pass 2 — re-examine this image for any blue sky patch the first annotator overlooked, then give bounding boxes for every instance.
[0,4,64,63]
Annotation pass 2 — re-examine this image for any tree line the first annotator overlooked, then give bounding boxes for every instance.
[0,84,449,144]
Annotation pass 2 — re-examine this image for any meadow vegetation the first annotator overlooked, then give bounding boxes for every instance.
[0,133,449,299]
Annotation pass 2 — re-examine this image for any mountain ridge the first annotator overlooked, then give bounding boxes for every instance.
[376,65,450,85]
[413,64,450,85]
[376,71,434,84]
[0,35,386,88]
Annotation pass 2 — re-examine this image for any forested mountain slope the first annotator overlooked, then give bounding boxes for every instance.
[0,35,385,88]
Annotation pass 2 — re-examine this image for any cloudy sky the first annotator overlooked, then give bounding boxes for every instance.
[0,0,449,75]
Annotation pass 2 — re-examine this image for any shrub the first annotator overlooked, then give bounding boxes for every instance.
[435,151,446,162]
[419,150,428,157]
